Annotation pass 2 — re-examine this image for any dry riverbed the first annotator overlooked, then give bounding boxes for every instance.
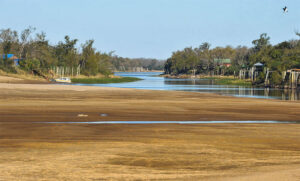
[1,79,300,180]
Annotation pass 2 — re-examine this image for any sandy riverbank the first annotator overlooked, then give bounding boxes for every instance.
[1,80,300,180]
[1,82,300,122]
[0,75,49,84]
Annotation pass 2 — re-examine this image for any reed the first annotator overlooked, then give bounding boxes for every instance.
[204,77,252,86]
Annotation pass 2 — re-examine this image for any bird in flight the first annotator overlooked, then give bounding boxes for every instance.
[283,6,288,13]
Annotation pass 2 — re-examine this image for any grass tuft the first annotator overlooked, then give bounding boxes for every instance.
[203,77,252,86]
[215,78,252,86]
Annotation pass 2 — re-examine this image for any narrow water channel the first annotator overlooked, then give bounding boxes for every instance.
[75,72,300,100]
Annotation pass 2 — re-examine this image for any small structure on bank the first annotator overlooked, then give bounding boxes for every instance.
[213,59,232,75]
[50,65,81,78]
[250,62,264,81]
[239,64,248,79]
[265,69,300,89]
[283,69,300,89]
[214,59,232,67]
[239,62,265,81]
[132,67,146,72]
[239,62,300,89]
[1,54,20,66]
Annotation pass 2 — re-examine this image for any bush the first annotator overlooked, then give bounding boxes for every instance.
[270,71,282,85]
[0,57,17,73]
[254,72,265,84]
[19,58,40,71]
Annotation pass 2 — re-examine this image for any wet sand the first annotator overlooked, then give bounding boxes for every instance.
[1,82,300,180]
[1,83,300,122]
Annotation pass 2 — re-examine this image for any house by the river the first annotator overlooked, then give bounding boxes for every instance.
[1,54,20,66]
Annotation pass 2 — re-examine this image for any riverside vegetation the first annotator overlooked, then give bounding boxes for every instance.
[0,27,164,80]
[162,74,252,86]
[164,33,300,86]
[206,77,252,86]
[1,27,300,87]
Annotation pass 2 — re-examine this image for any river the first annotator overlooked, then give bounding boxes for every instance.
[78,72,300,100]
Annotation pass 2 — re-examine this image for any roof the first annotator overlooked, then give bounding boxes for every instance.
[254,62,263,66]
[214,59,231,64]
[1,54,19,60]
[290,69,300,72]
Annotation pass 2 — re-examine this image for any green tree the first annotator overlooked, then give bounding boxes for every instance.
[252,33,270,52]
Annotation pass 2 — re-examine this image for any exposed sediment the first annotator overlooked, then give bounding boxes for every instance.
[1,82,300,180]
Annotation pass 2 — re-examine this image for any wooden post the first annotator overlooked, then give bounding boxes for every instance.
[289,72,292,89]
[292,72,295,89]
[282,71,286,81]
[265,70,269,87]
[295,73,300,89]
[77,65,81,76]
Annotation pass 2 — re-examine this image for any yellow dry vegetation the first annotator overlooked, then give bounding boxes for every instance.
[0,83,300,180]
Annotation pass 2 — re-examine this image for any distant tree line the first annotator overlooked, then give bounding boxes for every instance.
[110,57,165,72]
[0,27,164,77]
[164,33,300,84]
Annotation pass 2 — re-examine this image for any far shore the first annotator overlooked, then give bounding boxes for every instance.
[161,73,241,80]
[161,74,253,86]
[114,70,164,73]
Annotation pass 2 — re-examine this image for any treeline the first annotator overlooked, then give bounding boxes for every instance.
[164,33,300,83]
[0,27,164,77]
[110,57,165,71]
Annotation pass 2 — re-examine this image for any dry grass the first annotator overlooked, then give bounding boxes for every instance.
[0,70,121,84]
[1,123,300,180]
[1,83,300,180]
[0,70,48,83]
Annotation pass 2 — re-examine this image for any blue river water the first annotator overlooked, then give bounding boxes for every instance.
[75,72,300,100]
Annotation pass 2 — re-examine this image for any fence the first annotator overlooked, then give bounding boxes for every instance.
[50,65,81,78]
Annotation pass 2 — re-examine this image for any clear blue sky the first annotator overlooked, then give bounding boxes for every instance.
[1,0,300,59]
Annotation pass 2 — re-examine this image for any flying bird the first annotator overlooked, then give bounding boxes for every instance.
[283,6,288,13]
